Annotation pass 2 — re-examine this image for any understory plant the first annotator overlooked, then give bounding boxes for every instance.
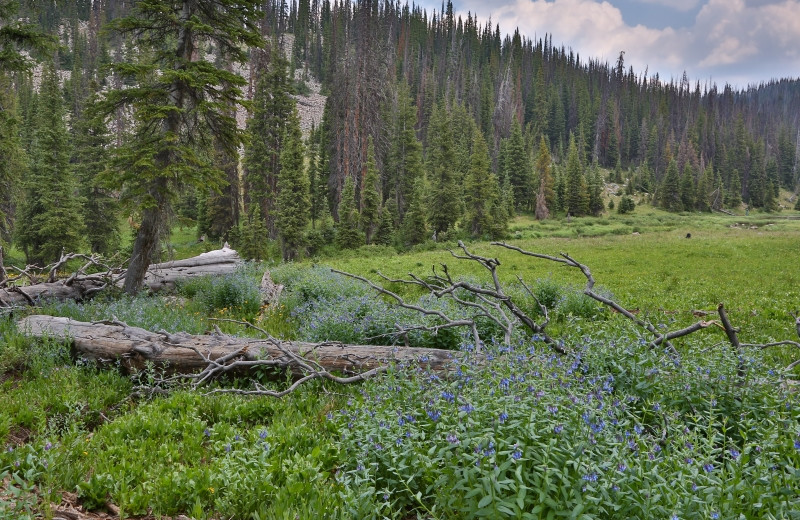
[333,331,800,518]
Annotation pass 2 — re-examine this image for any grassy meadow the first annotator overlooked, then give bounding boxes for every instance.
[2,208,800,519]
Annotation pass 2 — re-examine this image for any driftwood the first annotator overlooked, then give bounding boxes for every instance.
[17,315,455,383]
[0,248,241,309]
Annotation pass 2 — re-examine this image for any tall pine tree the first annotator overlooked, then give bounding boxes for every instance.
[72,81,119,255]
[16,61,84,265]
[276,108,310,261]
[426,102,461,235]
[104,0,263,293]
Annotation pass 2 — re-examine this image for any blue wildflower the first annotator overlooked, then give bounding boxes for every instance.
[710,513,719,519]
[427,409,442,422]
[703,463,714,473]
[512,448,522,460]
[554,424,564,434]
[581,472,598,482]
[499,412,509,423]
[794,439,800,450]
[729,449,740,460]
[442,391,455,403]
[446,433,460,444]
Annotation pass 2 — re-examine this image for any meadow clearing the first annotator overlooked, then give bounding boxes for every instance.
[2,210,800,519]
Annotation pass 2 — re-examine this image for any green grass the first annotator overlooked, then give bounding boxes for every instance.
[2,208,800,518]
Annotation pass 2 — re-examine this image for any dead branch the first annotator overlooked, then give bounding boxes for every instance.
[18,315,455,397]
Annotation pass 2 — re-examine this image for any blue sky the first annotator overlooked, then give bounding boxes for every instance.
[417,0,800,88]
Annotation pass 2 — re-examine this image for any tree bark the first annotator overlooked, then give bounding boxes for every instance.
[1,248,242,307]
[17,315,455,375]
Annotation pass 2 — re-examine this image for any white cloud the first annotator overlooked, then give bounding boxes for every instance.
[447,0,800,86]
[634,0,701,11]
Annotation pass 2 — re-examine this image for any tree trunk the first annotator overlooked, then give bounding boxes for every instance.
[17,315,455,375]
[1,248,242,308]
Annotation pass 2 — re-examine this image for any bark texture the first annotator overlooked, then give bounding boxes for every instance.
[17,315,455,375]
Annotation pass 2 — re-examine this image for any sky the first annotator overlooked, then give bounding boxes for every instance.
[417,0,800,89]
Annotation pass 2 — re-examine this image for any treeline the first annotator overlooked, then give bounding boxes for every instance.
[2,0,800,270]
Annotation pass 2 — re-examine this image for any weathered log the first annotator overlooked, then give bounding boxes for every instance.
[0,278,107,308]
[17,315,456,375]
[0,248,242,308]
[138,246,242,292]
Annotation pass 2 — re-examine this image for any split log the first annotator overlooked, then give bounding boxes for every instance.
[17,315,455,376]
[139,246,242,292]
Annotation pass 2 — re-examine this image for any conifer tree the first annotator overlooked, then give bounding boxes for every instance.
[503,117,533,211]
[464,130,498,237]
[385,84,423,220]
[308,123,329,228]
[696,164,712,212]
[0,1,51,245]
[336,176,363,249]
[763,181,777,212]
[104,0,262,293]
[0,72,23,244]
[680,166,696,211]
[564,135,588,216]
[276,108,309,261]
[16,61,84,265]
[659,159,683,212]
[401,178,428,246]
[244,45,295,238]
[373,204,395,246]
[727,170,743,208]
[587,163,605,216]
[534,136,555,220]
[234,205,270,261]
[360,137,381,244]
[72,81,119,255]
[426,102,461,234]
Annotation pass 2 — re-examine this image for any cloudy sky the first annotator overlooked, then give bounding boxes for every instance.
[417,0,800,88]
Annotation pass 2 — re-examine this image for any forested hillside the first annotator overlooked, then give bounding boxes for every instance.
[2,0,799,269]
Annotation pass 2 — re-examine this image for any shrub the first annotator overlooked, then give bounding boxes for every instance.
[618,195,636,214]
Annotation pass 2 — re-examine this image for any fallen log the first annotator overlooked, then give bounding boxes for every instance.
[0,278,107,308]
[17,315,456,377]
[0,247,242,308]
[139,246,242,292]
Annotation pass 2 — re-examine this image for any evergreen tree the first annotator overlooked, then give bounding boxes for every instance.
[564,135,588,216]
[659,159,683,212]
[727,170,743,208]
[16,61,84,265]
[426,102,461,234]
[103,0,262,293]
[795,195,800,211]
[308,123,329,228]
[244,44,295,238]
[373,204,396,246]
[233,205,270,261]
[464,130,498,237]
[696,164,712,212]
[401,178,428,246]
[276,108,309,261]
[587,163,605,216]
[360,137,381,243]
[385,84,423,220]
[680,166,696,211]
[534,136,555,220]
[72,81,119,255]
[336,176,363,249]
[0,72,23,244]
[763,181,777,212]
[0,1,51,245]
[503,117,533,211]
